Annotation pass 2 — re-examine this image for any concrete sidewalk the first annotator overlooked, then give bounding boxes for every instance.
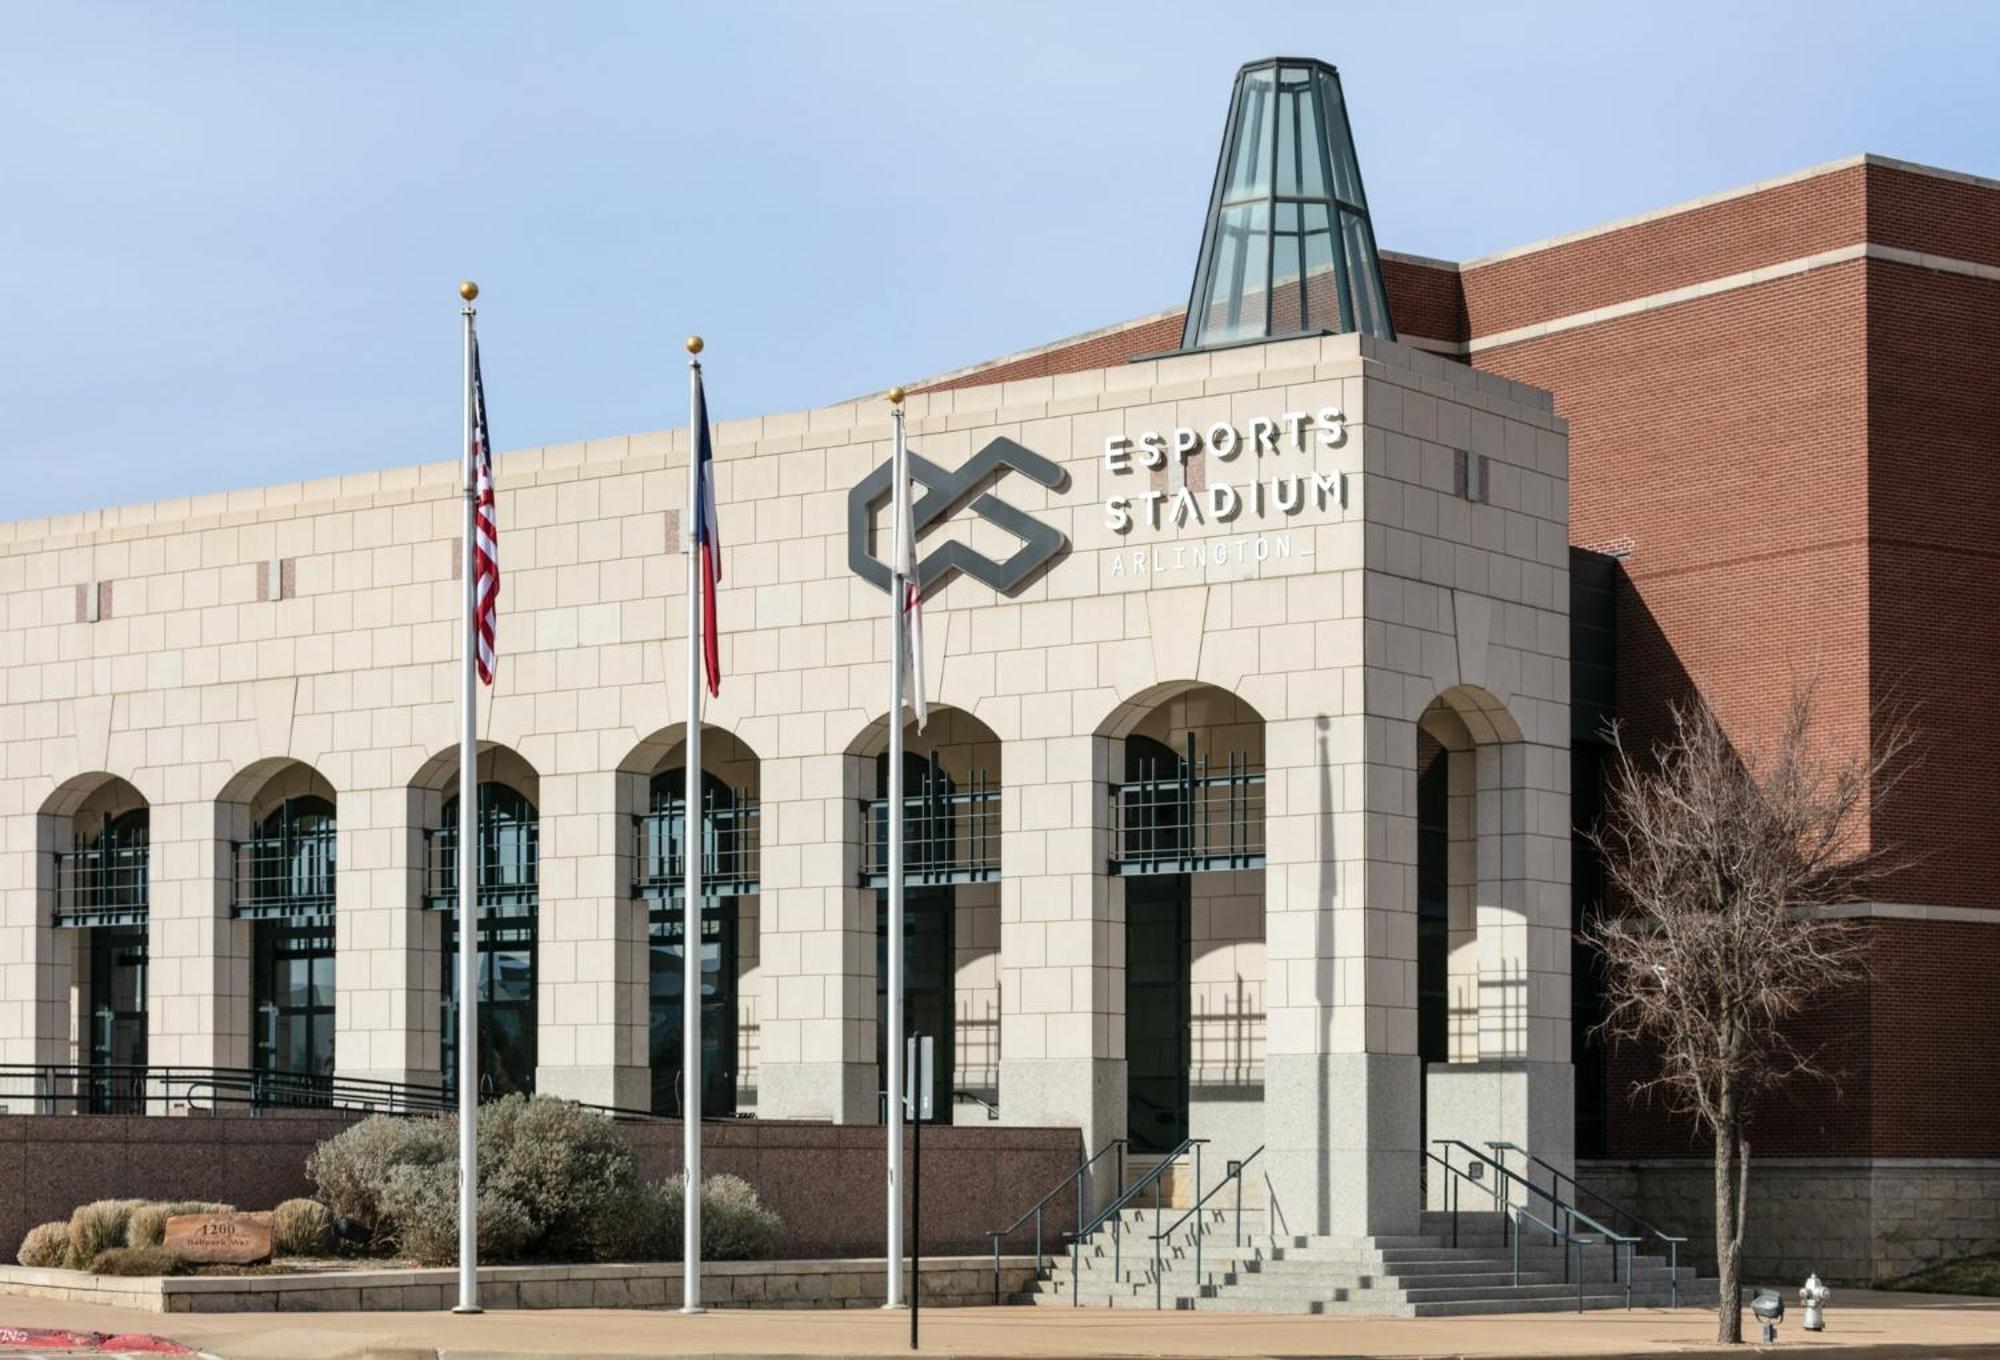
[2,1290,1998,1359]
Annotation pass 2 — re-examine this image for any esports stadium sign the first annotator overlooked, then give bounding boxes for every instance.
[847,436,1069,596]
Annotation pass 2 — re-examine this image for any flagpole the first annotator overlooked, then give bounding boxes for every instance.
[454,280,482,1316]
[681,334,707,1316]
[883,387,908,1309]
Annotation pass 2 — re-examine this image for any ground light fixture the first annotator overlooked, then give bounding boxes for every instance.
[1751,1289,1786,1343]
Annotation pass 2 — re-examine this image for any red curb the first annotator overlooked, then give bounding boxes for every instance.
[0,1327,194,1353]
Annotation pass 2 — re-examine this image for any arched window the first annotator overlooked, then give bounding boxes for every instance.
[436,782,539,1099]
[245,795,335,914]
[76,807,149,917]
[247,795,337,1092]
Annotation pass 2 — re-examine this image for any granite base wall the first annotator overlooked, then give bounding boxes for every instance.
[1579,1158,2000,1285]
[0,1111,1082,1262]
[0,1256,1037,1313]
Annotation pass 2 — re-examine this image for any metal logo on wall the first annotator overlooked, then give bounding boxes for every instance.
[847,436,1069,595]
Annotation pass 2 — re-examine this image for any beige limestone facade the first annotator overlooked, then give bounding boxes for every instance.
[0,331,1572,1235]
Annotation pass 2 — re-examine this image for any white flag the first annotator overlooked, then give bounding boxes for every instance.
[894,429,928,732]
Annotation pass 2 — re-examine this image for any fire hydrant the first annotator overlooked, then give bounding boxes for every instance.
[1800,1272,1830,1331]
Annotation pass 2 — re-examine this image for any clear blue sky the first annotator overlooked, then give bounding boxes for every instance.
[3,1,1995,521]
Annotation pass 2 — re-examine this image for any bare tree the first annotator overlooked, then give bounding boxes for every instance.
[1587,684,1904,1343]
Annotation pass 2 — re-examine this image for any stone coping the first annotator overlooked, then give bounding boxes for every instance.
[0,1255,1037,1314]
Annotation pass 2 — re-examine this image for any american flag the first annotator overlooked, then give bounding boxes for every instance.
[692,368,722,696]
[470,325,498,685]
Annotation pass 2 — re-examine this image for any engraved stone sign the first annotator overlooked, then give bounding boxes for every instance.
[163,1211,273,1265]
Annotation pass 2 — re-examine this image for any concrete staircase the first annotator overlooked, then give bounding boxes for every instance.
[1020,1208,1715,1316]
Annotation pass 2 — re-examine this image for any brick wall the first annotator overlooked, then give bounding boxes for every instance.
[0,1112,1082,1261]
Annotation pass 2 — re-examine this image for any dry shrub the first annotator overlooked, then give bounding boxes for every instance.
[603,1174,782,1263]
[305,1112,455,1232]
[86,1245,180,1277]
[16,1221,68,1268]
[378,1163,534,1267]
[65,1200,147,1269]
[271,1198,334,1257]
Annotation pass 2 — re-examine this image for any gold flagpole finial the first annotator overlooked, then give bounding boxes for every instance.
[685,335,704,355]
[459,280,479,301]
[888,386,907,405]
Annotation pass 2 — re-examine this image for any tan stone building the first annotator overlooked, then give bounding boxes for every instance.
[0,57,1588,1250]
[0,318,1574,1238]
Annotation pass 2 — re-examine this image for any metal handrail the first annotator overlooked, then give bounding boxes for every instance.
[1063,1138,1205,1309]
[0,1063,674,1124]
[986,1136,1127,1306]
[1487,1141,1684,1308]
[1425,1150,1627,1314]
[1432,1139,1635,1252]
[953,1088,1000,1121]
[1149,1144,1265,1310]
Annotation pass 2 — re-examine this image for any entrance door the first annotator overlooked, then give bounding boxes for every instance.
[88,926,147,1113]
[650,899,740,1118]
[253,918,336,1098]
[442,910,538,1098]
[877,886,953,1121]
[1125,876,1190,1153]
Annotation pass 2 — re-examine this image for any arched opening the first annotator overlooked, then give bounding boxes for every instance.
[847,707,1001,1126]
[1415,683,1560,1196]
[620,726,761,1120]
[412,745,540,1099]
[218,759,338,1100]
[41,774,151,1112]
[1100,684,1266,1157]
[1415,685,1527,1079]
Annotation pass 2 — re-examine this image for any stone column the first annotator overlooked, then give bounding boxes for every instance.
[1263,710,1422,1240]
[147,798,252,1073]
[536,768,648,1109]
[755,751,875,1122]
[998,732,1125,1180]
[335,782,439,1089]
[0,811,75,1091]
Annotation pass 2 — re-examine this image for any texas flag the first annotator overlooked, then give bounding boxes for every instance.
[692,369,721,697]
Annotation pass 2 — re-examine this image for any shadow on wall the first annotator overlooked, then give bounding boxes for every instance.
[1595,580,1874,1162]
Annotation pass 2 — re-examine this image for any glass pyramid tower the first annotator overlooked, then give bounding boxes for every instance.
[1180,58,1396,351]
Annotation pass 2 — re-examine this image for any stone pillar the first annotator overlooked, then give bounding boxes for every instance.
[335,782,439,1089]
[998,733,1125,1184]
[0,811,75,1094]
[148,798,252,1072]
[536,769,648,1109]
[1263,711,1422,1240]
[755,750,875,1122]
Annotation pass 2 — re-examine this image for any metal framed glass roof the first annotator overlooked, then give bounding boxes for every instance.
[1180,57,1395,351]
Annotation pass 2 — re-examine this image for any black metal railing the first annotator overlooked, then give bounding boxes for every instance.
[1064,1136,1206,1306]
[1110,752,1264,875]
[0,1063,675,1122]
[52,846,149,927]
[1431,1139,1643,1311]
[861,775,1000,887]
[1487,1140,1686,1308]
[633,793,760,900]
[422,824,539,911]
[1149,1143,1265,1308]
[231,826,336,920]
[988,1136,1128,1305]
